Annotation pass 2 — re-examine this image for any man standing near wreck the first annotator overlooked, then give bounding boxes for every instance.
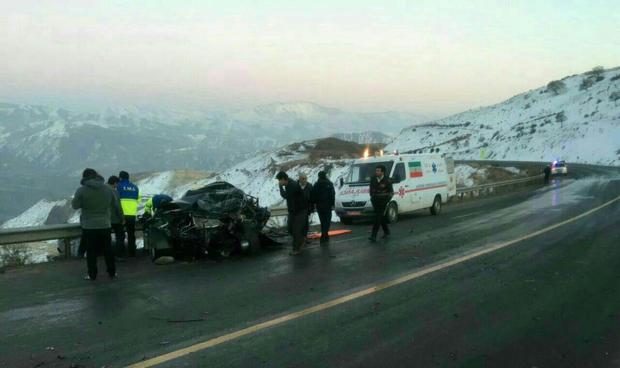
[72,169,118,280]
[298,173,313,239]
[311,171,336,245]
[117,171,140,257]
[277,171,307,255]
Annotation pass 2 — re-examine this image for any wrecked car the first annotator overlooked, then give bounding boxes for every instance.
[142,181,271,261]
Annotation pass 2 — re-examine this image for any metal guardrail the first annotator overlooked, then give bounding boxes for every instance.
[0,207,291,249]
[455,174,544,199]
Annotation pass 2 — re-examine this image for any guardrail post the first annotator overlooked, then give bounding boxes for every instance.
[62,238,71,259]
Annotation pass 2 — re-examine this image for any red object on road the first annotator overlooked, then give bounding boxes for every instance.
[307,229,352,239]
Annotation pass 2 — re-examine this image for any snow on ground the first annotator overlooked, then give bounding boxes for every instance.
[1,199,67,229]
[137,171,175,197]
[503,167,522,175]
[454,165,479,188]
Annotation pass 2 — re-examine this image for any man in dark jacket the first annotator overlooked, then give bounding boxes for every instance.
[369,165,394,242]
[277,171,307,255]
[311,171,336,244]
[107,176,125,258]
[298,173,313,239]
[543,165,551,184]
[72,169,119,280]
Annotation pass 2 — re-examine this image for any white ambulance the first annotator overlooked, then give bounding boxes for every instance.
[335,152,456,224]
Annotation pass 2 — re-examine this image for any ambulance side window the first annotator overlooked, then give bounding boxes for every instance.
[392,163,406,183]
[446,157,455,174]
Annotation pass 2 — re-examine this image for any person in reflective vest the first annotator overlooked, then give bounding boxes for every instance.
[117,171,140,257]
[144,194,173,216]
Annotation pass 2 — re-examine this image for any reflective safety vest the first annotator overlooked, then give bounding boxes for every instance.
[117,179,140,217]
[144,194,172,215]
[144,197,154,215]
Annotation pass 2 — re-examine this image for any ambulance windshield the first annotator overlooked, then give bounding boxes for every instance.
[346,161,394,184]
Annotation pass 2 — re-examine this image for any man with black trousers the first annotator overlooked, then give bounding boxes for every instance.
[369,165,394,242]
[72,169,119,280]
[107,176,125,258]
[543,165,551,184]
[117,171,140,257]
[298,173,313,239]
[277,171,307,256]
[311,171,335,245]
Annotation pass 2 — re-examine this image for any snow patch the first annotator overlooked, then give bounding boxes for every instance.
[1,199,67,229]
[454,165,479,188]
[138,171,175,196]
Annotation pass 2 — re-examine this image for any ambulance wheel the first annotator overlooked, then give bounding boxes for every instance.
[386,202,398,223]
[340,217,353,225]
[430,195,442,216]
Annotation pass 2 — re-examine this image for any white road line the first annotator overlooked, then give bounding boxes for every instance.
[452,211,482,220]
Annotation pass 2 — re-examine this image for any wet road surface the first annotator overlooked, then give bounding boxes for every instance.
[1,165,619,368]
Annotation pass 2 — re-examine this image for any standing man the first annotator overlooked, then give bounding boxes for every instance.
[72,169,118,280]
[369,165,394,242]
[298,173,313,239]
[107,176,125,258]
[117,171,140,257]
[543,165,551,184]
[277,171,307,256]
[311,171,336,245]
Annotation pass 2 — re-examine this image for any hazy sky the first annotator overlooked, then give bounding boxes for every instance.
[1,0,618,116]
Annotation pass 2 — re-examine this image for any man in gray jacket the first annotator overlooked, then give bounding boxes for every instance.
[72,169,120,280]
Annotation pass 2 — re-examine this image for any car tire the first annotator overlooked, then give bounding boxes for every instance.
[385,202,398,223]
[239,222,261,255]
[430,195,442,216]
[147,228,173,261]
[244,232,261,255]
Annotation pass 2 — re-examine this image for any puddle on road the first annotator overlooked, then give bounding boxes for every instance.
[453,177,618,233]
[0,299,87,323]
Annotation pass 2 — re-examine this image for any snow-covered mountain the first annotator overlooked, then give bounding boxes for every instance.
[386,67,620,165]
[0,101,425,176]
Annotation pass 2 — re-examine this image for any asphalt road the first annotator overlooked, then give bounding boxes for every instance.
[1,165,619,368]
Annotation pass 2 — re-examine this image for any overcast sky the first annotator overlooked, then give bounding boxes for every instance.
[0,0,618,117]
